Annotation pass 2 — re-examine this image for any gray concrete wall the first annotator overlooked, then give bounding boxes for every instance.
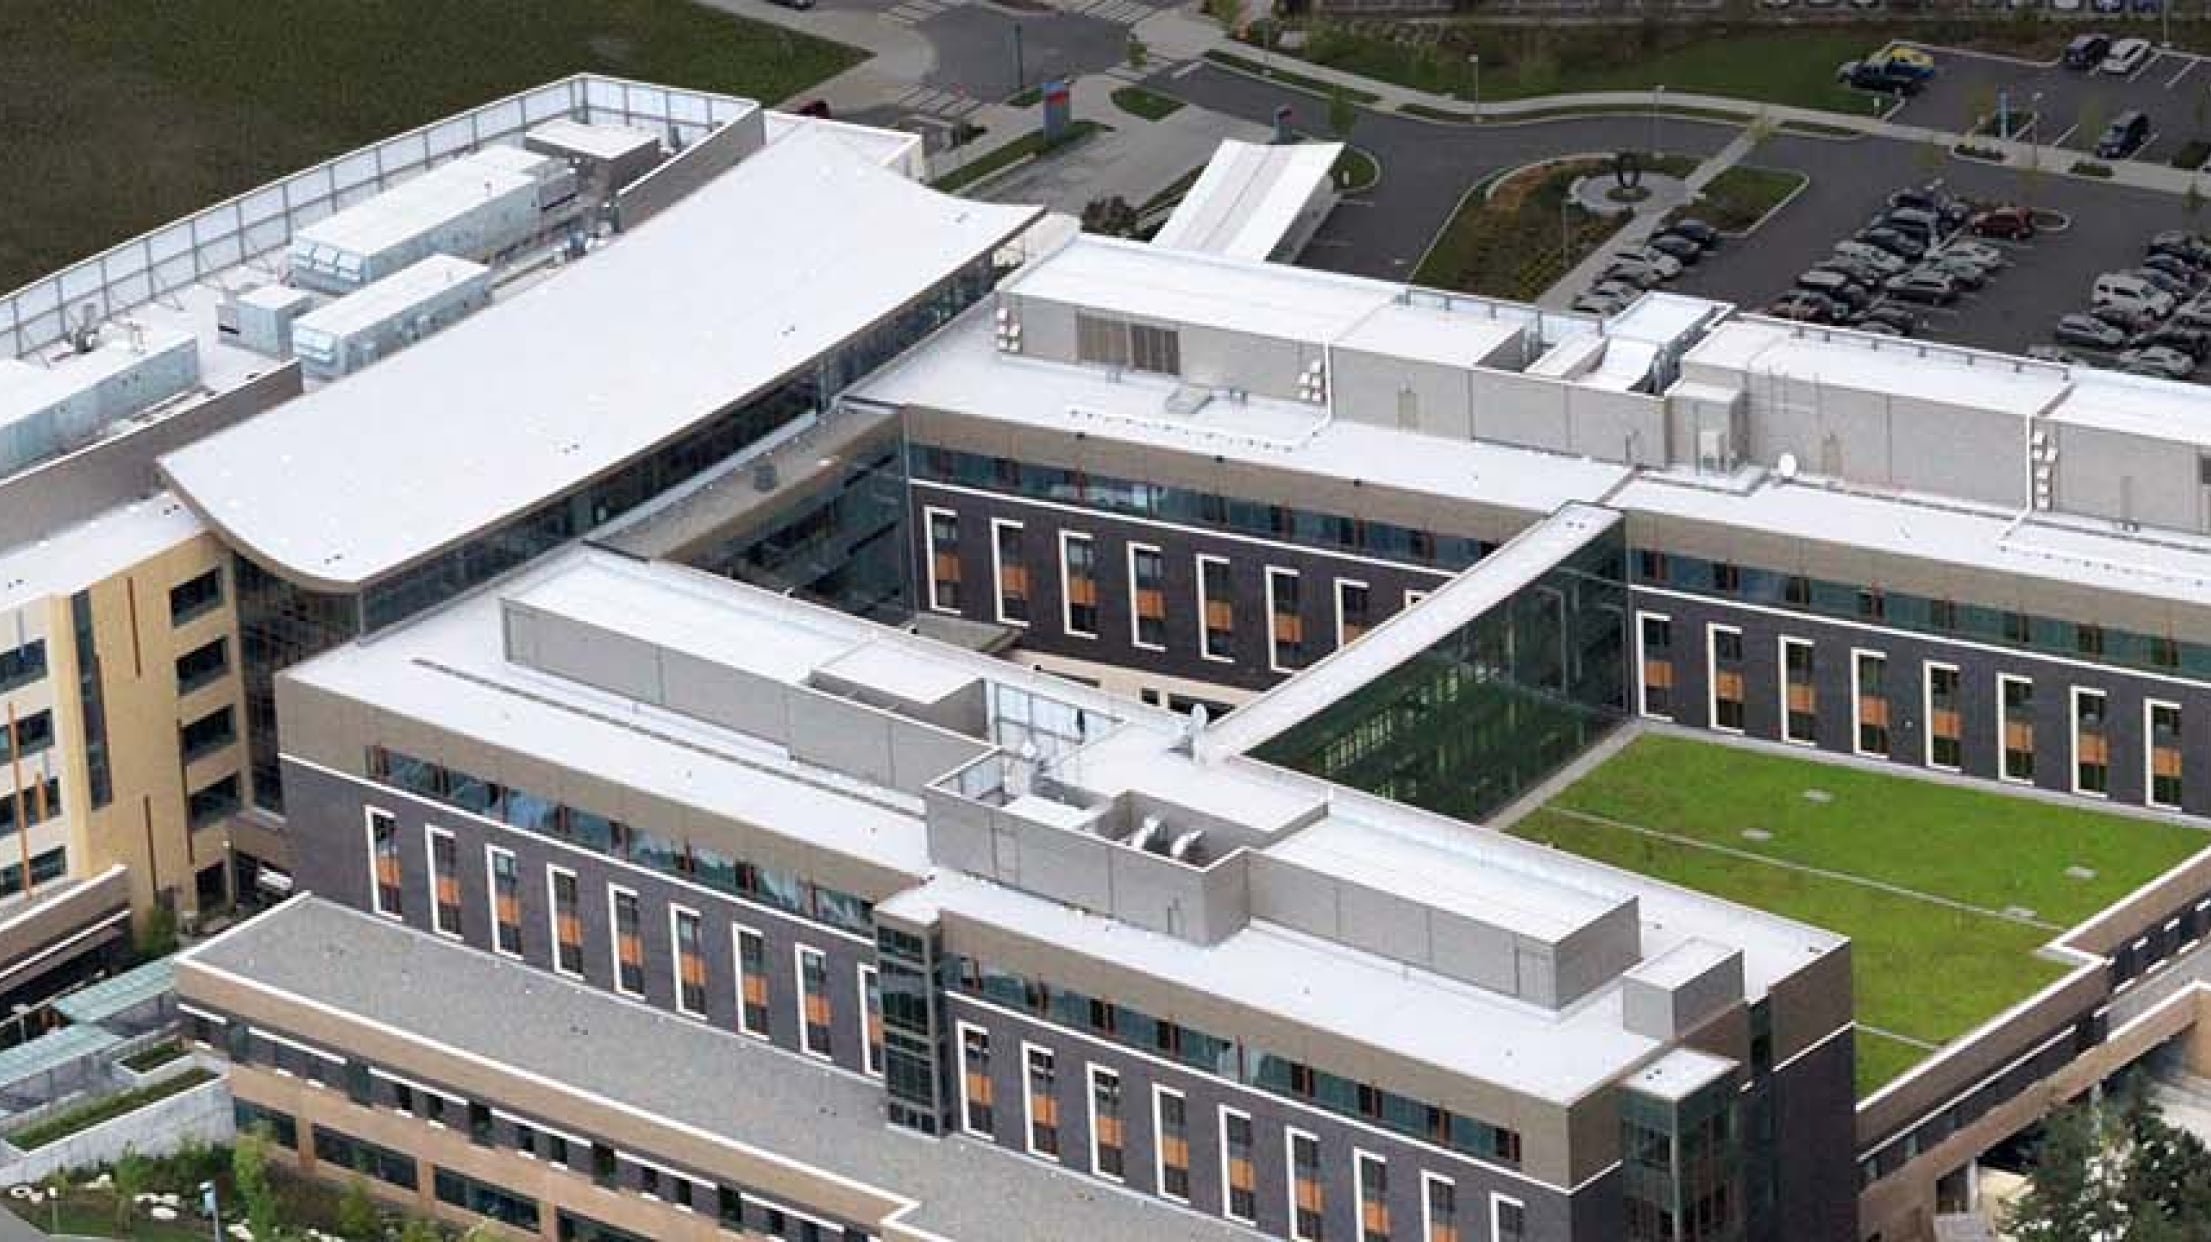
[614,106,767,231]
[2054,419,2204,532]
[0,1070,232,1185]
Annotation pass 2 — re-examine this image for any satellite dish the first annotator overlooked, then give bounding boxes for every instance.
[1776,452,1799,482]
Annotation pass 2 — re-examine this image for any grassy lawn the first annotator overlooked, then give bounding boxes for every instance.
[1412,159,1636,300]
[1205,50,1382,105]
[8,1068,217,1150]
[1678,166,1807,235]
[121,1040,187,1073]
[0,2,864,292]
[1856,1028,1936,1099]
[931,121,1106,196]
[4,1199,209,1242]
[1111,85,1185,122]
[1267,24,1882,116]
[1334,146,1381,194]
[1510,734,2210,1095]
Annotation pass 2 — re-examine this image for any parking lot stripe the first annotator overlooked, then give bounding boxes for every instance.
[2168,57,2200,89]
[2049,122,2080,148]
[2128,55,2158,84]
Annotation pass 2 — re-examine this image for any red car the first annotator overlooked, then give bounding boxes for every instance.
[1970,207,2035,240]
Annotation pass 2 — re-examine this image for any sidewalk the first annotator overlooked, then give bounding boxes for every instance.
[1538,127,1761,308]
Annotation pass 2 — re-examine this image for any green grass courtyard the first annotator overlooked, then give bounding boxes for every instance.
[1509,734,2211,1097]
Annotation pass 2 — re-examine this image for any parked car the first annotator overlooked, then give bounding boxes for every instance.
[2142,253,2205,289]
[2133,322,2211,358]
[2055,313,2128,349]
[1883,206,1948,241]
[2092,0,2126,12]
[1602,260,1666,290]
[2103,37,2152,75]
[2095,109,2151,159]
[2027,343,2084,364]
[1612,248,1682,279]
[2150,231,2211,267]
[1857,303,1923,335]
[1834,240,1909,274]
[1667,218,1721,248]
[1797,269,1871,308]
[2119,344,2195,378]
[1818,256,1891,287]
[1860,227,1929,260]
[1573,290,1630,315]
[2065,33,2114,67]
[2171,298,2211,330]
[1871,46,1939,79]
[1767,293,1842,323]
[1888,185,1954,214]
[2129,266,2194,299]
[1648,233,1703,265]
[1937,240,2009,270]
[2090,301,2161,334]
[1922,255,1990,289]
[1856,320,1905,336]
[1592,278,1644,301]
[1885,269,1959,303]
[2093,271,2175,319]
[1969,206,2036,239]
[1837,59,1925,94]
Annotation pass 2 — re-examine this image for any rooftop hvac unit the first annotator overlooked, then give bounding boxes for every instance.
[1167,829,1205,863]
[1128,814,1164,853]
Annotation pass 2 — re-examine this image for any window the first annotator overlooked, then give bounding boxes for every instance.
[610,887,645,997]
[1025,1045,1059,1158]
[2149,700,2184,810]
[1776,637,1816,745]
[1854,651,1890,758]
[1636,549,1669,583]
[1090,1065,1125,1180]
[168,567,224,625]
[434,1167,539,1230]
[992,519,1029,626]
[1713,562,1741,594]
[1491,1195,1527,1242]
[1222,1108,1258,1224]
[1926,663,1963,771]
[1289,1128,1324,1242]
[798,945,833,1058]
[367,808,403,918]
[1638,613,1674,720]
[1422,1174,1459,1242]
[549,867,583,977]
[960,1023,995,1138]
[1198,555,1234,663]
[70,592,109,810]
[1129,544,1166,651]
[1336,579,1371,648]
[1357,1151,1390,1242]
[174,637,227,694]
[1076,312,1181,375]
[1155,1087,1190,1202]
[0,639,44,696]
[2001,675,2036,784]
[925,507,961,613]
[672,907,707,1018]
[2075,687,2110,796]
[1708,625,1744,733]
[737,926,770,1037]
[186,774,240,826]
[487,847,522,957]
[0,777,59,839]
[312,1125,417,1190]
[861,965,885,1077]
[2078,623,2106,658]
[1267,567,1304,672]
[1060,532,1098,638]
[1856,587,1885,621]
[427,827,462,937]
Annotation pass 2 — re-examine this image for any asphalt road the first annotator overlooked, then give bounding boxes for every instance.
[1896,41,2211,162]
[919,4,1136,101]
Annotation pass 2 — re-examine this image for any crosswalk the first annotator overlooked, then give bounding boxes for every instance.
[885,0,955,27]
[1058,0,1155,23]
[892,85,985,120]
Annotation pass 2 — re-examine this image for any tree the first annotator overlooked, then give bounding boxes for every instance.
[2115,1081,2211,1232]
[397,1218,442,1242]
[1080,196,1139,238]
[336,1176,380,1240]
[1203,0,1244,33]
[1126,34,1148,73]
[135,903,178,960]
[2006,1103,2125,1242]
[111,1148,150,1231]
[233,1126,282,1242]
[1327,84,1359,143]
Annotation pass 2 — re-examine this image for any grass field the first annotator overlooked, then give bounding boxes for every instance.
[1682,165,1807,235]
[0,3,864,292]
[1510,734,2210,1096]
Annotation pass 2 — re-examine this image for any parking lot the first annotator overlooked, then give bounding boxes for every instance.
[1896,40,2211,163]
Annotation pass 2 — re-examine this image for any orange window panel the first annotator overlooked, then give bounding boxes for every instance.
[435,876,459,905]
[374,856,401,885]
[2005,721,2034,749]
[1161,1136,1189,1168]
[618,933,642,966]
[1067,578,1098,606]
[1135,589,1165,618]
[933,553,961,580]
[1204,601,1234,629]
[1342,621,1368,643]
[1860,697,1890,726]
[1714,669,1744,698]
[966,1072,994,1106]
[680,955,707,986]
[1364,1201,1390,1233]
[1432,1225,1461,1242]
[1096,1115,1123,1147]
[2155,747,2184,777]
[1931,707,1962,737]
[1786,683,1816,712]
[1001,565,1030,594]
[1644,661,1675,689]
[1295,1179,1324,1212]
[805,993,833,1025]
[556,913,582,943]
[1031,1094,1057,1126]
[2080,735,2110,763]
[1228,1158,1255,1191]
[742,974,769,1007]
[1274,615,1303,642]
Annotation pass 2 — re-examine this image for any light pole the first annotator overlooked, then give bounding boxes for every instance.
[1013,24,1026,95]
[1650,84,1666,158]
[200,1181,221,1242]
[1470,54,1482,123]
[2031,90,2044,144]
[1561,193,1573,269]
